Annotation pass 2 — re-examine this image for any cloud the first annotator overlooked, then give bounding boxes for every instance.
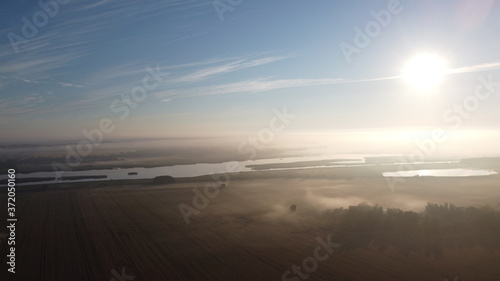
[153,60,500,100]
[0,0,209,80]
[167,55,291,84]
[163,57,237,70]
[155,76,400,99]
[3,76,84,88]
[450,62,500,74]
[21,93,45,104]
[57,82,83,88]
[0,93,49,118]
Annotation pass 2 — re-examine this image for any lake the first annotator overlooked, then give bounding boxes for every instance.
[382,168,498,177]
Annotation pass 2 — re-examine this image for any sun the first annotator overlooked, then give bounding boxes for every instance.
[402,53,448,92]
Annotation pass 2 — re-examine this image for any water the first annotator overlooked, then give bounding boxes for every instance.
[1,154,496,186]
[382,168,498,177]
[0,154,367,186]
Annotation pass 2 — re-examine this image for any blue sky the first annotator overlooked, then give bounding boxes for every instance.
[1,0,499,151]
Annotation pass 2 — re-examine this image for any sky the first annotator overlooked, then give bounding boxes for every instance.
[0,0,500,156]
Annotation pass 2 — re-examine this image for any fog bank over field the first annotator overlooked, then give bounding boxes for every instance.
[2,129,500,164]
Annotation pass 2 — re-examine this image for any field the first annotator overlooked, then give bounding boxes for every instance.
[1,166,500,281]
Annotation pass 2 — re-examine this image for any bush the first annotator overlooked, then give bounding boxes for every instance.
[153,175,175,184]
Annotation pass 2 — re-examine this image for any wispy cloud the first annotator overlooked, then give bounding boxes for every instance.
[0,0,210,78]
[0,93,49,117]
[57,82,84,88]
[0,1,204,114]
[0,1,281,117]
[0,76,83,88]
[154,60,500,100]
[45,54,293,111]
[23,78,83,88]
[154,76,400,99]
[163,57,237,70]
[449,62,500,74]
[167,55,291,84]
[53,54,282,108]
[0,53,77,78]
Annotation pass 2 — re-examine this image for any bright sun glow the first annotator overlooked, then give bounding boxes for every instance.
[403,54,448,92]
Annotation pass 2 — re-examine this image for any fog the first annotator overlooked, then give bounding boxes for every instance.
[3,129,500,161]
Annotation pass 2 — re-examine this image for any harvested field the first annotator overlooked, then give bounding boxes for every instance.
[1,169,500,280]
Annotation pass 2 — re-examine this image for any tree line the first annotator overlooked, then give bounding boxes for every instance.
[324,202,500,259]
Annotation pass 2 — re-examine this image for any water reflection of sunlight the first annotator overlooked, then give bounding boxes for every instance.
[383,168,498,178]
[418,170,431,177]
